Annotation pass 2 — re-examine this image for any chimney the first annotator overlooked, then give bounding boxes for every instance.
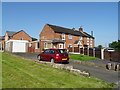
[91,31,93,36]
[79,26,83,32]
[72,27,75,31]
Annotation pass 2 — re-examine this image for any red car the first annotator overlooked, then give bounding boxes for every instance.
[37,49,69,63]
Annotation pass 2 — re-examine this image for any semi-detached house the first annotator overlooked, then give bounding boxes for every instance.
[40,24,94,54]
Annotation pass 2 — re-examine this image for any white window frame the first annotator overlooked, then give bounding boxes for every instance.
[68,34,72,39]
[79,36,82,40]
[87,38,89,42]
[59,44,63,49]
[42,36,44,40]
[90,40,92,43]
[44,42,52,49]
[62,33,65,40]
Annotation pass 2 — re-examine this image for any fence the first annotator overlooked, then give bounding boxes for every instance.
[104,51,120,62]
[68,47,120,61]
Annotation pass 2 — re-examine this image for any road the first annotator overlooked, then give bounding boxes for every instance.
[12,53,119,86]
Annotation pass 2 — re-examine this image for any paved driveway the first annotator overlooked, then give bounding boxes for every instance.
[12,52,119,85]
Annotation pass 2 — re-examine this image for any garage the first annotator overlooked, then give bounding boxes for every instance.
[5,40,28,52]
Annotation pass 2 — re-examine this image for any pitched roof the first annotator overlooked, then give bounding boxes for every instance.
[47,24,86,37]
[6,31,17,37]
[83,32,94,39]
[47,24,94,38]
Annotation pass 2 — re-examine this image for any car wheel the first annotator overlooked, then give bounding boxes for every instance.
[50,58,55,63]
[37,55,41,61]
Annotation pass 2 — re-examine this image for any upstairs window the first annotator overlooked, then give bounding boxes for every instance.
[79,36,82,40]
[42,36,44,40]
[62,33,65,40]
[87,38,89,42]
[68,34,72,39]
[68,44,72,48]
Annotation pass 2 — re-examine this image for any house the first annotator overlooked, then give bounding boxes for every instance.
[27,40,40,52]
[4,30,32,41]
[1,30,35,52]
[0,36,5,51]
[40,24,95,54]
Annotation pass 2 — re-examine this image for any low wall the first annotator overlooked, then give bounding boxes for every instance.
[34,60,90,77]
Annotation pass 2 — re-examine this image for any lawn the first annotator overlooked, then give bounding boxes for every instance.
[69,54,99,61]
[2,52,113,88]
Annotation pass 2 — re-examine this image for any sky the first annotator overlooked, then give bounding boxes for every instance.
[2,2,118,47]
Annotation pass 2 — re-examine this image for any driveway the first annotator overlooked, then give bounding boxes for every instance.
[12,52,119,85]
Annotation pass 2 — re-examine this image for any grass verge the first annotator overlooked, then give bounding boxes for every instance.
[2,52,113,88]
[69,54,99,61]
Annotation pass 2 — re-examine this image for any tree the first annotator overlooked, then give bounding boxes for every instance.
[97,45,103,49]
[109,40,120,50]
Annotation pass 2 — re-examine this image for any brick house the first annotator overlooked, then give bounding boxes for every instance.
[4,30,32,41]
[40,24,94,54]
[0,30,35,52]
[0,36,5,51]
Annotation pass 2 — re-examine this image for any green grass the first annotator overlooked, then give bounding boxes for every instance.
[2,52,113,88]
[69,54,100,61]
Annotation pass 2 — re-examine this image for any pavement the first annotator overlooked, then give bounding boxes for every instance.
[12,52,119,88]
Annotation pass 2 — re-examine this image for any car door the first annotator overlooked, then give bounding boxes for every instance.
[42,49,50,60]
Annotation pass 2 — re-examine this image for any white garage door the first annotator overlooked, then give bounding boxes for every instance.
[12,42,26,52]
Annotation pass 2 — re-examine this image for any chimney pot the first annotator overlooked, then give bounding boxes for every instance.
[79,26,83,32]
[72,27,75,30]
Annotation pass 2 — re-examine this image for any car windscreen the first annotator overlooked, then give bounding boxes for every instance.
[57,49,67,54]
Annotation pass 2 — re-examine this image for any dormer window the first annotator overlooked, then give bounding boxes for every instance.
[62,33,65,40]
[68,34,72,39]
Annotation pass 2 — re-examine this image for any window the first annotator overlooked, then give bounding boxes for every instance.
[20,38,22,40]
[42,36,44,39]
[90,40,92,43]
[62,33,65,40]
[57,49,67,54]
[79,36,82,40]
[87,38,89,42]
[68,44,72,48]
[29,43,32,47]
[68,34,72,39]
[44,43,52,49]
[50,50,55,54]
[43,49,50,53]
[35,42,40,49]
[90,38,92,40]
[59,44,63,49]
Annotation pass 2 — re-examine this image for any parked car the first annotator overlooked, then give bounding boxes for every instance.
[37,49,69,63]
[105,48,115,52]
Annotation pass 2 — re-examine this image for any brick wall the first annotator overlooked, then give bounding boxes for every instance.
[104,51,120,62]
[40,24,55,52]
[10,31,32,41]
